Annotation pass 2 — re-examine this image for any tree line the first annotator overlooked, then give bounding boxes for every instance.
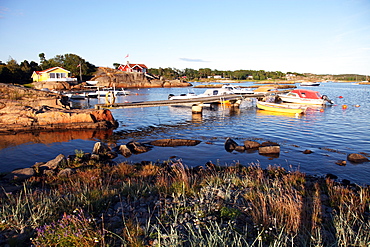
[147,67,288,81]
[1,53,367,84]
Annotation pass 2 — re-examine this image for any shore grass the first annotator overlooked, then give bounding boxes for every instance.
[0,160,369,246]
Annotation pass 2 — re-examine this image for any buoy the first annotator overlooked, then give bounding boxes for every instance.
[355,104,360,107]
[342,105,347,109]
[320,109,324,112]
[339,96,343,98]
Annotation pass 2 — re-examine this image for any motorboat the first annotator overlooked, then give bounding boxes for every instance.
[96,88,130,97]
[256,100,306,114]
[300,82,320,86]
[279,89,334,105]
[63,92,86,100]
[168,92,200,100]
[168,87,234,100]
[86,91,99,98]
[198,87,235,97]
[221,84,255,94]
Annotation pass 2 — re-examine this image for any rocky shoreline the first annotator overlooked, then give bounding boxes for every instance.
[0,139,369,246]
[2,137,368,195]
[0,83,118,134]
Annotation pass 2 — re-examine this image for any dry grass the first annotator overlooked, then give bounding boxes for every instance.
[0,161,369,246]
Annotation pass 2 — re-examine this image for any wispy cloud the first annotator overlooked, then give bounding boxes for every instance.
[0,6,9,19]
[180,58,209,63]
[0,6,24,19]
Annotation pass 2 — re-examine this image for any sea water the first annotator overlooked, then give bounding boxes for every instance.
[0,82,369,185]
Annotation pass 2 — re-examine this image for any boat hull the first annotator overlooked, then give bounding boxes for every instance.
[300,82,320,86]
[256,101,305,114]
[278,96,325,105]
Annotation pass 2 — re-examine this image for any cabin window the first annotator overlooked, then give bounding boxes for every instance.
[49,73,66,79]
[213,90,218,95]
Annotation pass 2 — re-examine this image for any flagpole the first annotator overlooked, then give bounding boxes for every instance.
[79,63,82,82]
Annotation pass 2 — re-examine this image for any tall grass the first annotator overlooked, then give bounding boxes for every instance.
[0,160,369,246]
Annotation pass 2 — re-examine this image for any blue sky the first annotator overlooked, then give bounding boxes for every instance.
[1,0,369,75]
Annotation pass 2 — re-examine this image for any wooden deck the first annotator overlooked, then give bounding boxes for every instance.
[94,93,268,109]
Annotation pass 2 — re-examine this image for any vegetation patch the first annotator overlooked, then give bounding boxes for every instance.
[0,158,369,246]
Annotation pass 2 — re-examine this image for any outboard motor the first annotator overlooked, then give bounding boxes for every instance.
[322,95,334,104]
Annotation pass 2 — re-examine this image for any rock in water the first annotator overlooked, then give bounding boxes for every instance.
[259,141,280,154]
[225,138,238,152]
[150,139,201,147]
[347,153,369,163]
[244,140,260,149]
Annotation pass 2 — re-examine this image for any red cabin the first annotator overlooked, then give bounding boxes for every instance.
[118,61,148,73]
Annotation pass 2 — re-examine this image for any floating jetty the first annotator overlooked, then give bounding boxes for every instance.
[94,93,268,110]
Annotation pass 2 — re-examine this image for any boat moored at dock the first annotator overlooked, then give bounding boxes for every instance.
[279,89,334,105]
[256,100,306,114]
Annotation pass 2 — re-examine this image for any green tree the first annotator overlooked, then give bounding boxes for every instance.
[113,63,120,69]
[199,68,212,78]
[0,65,11,83]
[38,53,97,81]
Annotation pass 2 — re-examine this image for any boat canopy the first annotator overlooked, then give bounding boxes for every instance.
[288,89,322,99]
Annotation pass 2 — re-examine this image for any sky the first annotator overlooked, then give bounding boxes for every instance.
[0,0,369,75]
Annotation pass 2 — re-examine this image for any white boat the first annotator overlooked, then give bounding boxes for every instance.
[221,84,255,94]
[300,82,320,86]
[168,92,200,100]
[168,87,234,100]
[63,92,86,99]
[279,89,334,105]
[86,91,99,98]
[198,87,235,97]
[96,88,130,97]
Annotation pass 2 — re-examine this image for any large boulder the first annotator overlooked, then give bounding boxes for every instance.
[347,153,369,163]
[5,168,35,181]
[92,142,110,155]
[244,140,260,149]
[0,84,117,133]
[119,144,132,157]
[90,67,191,88]
[126,141,151,153]
[225,138,238,152]
[259,141,280,154]
[32,81,72,90]
[40,154,67,171]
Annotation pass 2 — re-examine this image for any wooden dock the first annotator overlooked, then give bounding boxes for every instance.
[94,93,267,110]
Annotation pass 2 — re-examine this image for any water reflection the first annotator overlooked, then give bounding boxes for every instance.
[0,129,114,150]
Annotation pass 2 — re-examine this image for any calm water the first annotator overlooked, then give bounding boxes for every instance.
[1,82,369,185]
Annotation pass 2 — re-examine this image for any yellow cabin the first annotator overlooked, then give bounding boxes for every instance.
[31,67,76,82]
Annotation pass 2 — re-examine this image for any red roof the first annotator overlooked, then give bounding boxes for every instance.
[129,64,148,69]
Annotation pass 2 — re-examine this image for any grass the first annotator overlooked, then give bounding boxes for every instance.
[0,159,369,246]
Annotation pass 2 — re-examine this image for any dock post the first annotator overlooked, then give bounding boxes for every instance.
[231,99,242,108]
[192,104,203,114]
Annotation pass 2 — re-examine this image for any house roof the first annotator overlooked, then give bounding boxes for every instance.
[34,67,70,75]
[120,63,148,69]
[131,64,148,69]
